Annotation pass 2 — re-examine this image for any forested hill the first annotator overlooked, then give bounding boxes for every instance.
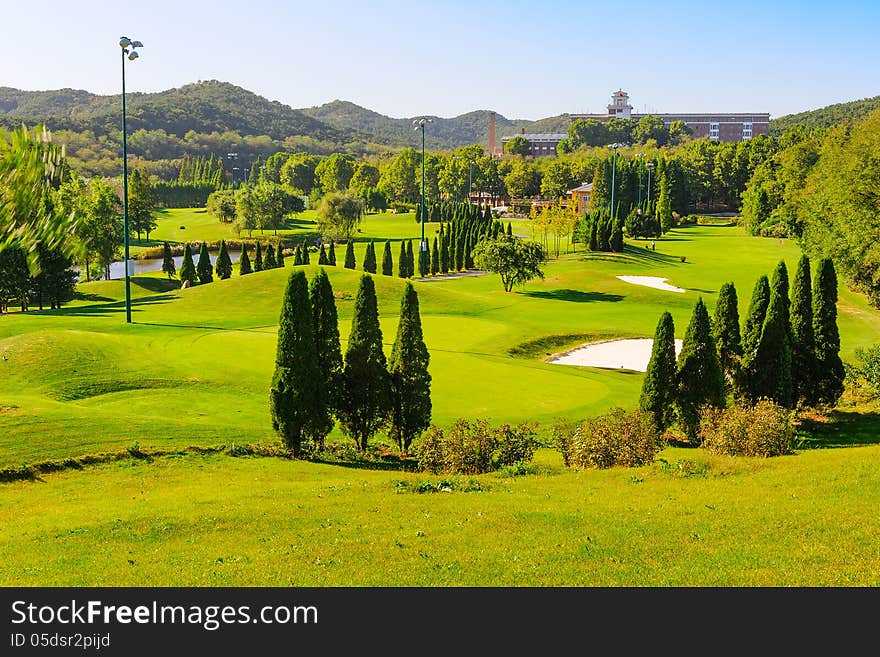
[299,99,572,149]
[770,94,880,136]
[0,81,350,142]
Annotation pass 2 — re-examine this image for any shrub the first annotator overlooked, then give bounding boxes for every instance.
[564,408,662,469]
[551,418,578,467]
[699,399,794,457]
[414,419,538,475]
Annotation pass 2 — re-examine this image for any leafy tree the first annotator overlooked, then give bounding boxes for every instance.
[388,282,432,453]
[398,240,408,278]
[349,163,381,194]
[640,312,677,432]
[309,268,342,447]
[472,234,545,292]
[791,255,817,406]
[280,153,318,195]
[713,282,742,395]
[161,241,176,279]
[252,180,290,235]
[813,258,845,407]
[317,190,364,242]
[239,243,252,275]
[30,243,77,310]
[254,241,263,272]
[328,241,337,266]
[315,153,355,193]
[206,188,237,223]
[338,275,391,451]
[269,270,325,457]
[128,168,157,240]
[567,118,608,148]
[503,135,530,157]
[382,240,393,276]
[196,242,213,284]
[264,244,277,269]
[503,160,541,198]
[179,243,197,286]
[632,115,668,146]
[0,246,31,312]
[215,240,233,279]
[363,240,377,274]
[675,298,725,442]
[344,240,356,269]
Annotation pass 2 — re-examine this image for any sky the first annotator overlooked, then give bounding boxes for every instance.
[1,0,879,121]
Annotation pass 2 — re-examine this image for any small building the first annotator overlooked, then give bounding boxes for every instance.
[568,182,593,214]
[500,132,567,157]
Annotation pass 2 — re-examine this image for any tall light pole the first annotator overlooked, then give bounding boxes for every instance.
[413,117,432,277]
[467,160,476,204]
[636,153,645,213]
[646,161,655,212]
[451,155,459,204]
[119,36,143,324]
[607,143,623,219]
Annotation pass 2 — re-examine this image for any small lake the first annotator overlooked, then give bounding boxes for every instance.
[104,251,242,280]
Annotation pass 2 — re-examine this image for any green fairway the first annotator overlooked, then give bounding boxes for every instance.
[2,220,879,585]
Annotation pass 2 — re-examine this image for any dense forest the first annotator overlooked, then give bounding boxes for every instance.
[769,94,880,135]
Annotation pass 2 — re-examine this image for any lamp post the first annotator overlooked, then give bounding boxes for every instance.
[467,160,475,204]
[607,143,623,219]
[119,36,143,324]
[636,153,645,213]
[646,161,655,212]
[413,117,432,277]
[451,156,459,204]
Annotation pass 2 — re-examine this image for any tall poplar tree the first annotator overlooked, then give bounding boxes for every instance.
[309,268,342,446]
[388,282,432,453]
[675,298,724,442]
[269,270,324,457]
[713,282,742,396]
[382,240,393,276]
[640,311,677,432]
[344,240,356,269]
[338,275,391,451]
[791,255,817,406]
[196,242,213,284]
[813,258,845,407]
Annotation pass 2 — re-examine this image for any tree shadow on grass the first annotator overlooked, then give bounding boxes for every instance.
[522,289,624,303]
[53,295,178,317]
[796,409,880,448]
[582,245,683,266]
[71,292,114,303]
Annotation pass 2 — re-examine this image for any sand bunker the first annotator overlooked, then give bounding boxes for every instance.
[548,338,684,372]
[617,276,685,293]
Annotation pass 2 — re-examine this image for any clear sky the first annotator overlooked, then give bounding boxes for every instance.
[2,0,878,121]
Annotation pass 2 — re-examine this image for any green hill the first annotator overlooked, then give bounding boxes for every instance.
[770,94,880,136]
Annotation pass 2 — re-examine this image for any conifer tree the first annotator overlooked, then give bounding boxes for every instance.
[750,282,793,408]
[675,298,724,442]
[449,231,458,270]
[254,242,263,272]
[455,229,465,270]
[309,268,342,446]
[338,274,391,451]
[239,244,252,276]
[269,270,324,457]
[431,236,439,276]
[506,221,513,236]
[640,311,677,433]
[215,239,233,280]
[318,244,328,265]
[328,241,337,266]
[813,258,845,407]
[713,282,742,396]
[276,243,285,267]
[344,240,356,269]
[196,242,213,284]
[302,242,310,265]
[398,240,408,278]
[363,240,377,274]
[388,282,432,453]
[406,240,415,278]
[609,217,624,252]
[771,260,793,346]
[264,244,277,269]
[589,213,599,251]
[440,232,449,273]
[161,241,176,279]
[741,275,770,356]
[294,243,303,266]
[382,240,393,276]
[791,255,817,406]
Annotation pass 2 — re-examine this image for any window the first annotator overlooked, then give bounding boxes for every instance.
[742,122,753,140]
[709,122,720,140]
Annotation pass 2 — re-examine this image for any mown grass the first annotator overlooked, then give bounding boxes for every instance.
[2,218,879,585]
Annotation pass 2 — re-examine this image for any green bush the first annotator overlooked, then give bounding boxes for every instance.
[699,399,794,457]
[414,419,538,475]
[563,408,661,469]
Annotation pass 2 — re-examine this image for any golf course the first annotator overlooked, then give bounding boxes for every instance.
[2,210,879,586]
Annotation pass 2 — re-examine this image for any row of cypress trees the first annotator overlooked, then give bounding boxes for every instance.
[171,238,294,286]
[269,269,432,456]
[640,256,845,441]
[584,207,625,253]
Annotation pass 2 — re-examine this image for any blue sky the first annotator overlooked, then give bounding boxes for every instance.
[1,0,878,120]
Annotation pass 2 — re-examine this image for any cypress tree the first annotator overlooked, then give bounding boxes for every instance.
[750,283,793,408]
[771,260,792,346]
[449,230,458,270]
[610,217,624,252]
[276,243,285,267]
[431,236,439,276]
[382,240,393,276]
[813,258,845,407]
[398,240,408,278]
[589,213,599,251]
[791,255,817,406]
[388,282,432,454]
[640,311,677,433]
[196,242,213,284]
[161,241,176,279]
[328,241,337,266]
[239,244,252,276]
[254,242,263,272]
[406,240,415,278]
[506,221,513,236]
[344,240,356,269]
[215,239,233,280]
[338,274,391,451]
[675,298,724,442]
[309,268,342,447]
[294,243,304,266]
[264,244,277,269]
[741,275,770,356]
[598,212,612,251]
[269,270,324,457]
[713,282,742,397]
[440,232,449,274]
[302,242,310,265]
[363,241,377,274]
[318,244,328,265]
[455,228,465,270]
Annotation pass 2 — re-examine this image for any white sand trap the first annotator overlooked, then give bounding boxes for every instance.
[549,338,684,372]
[617,275,685,293]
